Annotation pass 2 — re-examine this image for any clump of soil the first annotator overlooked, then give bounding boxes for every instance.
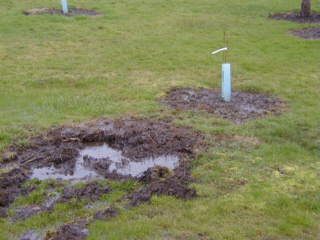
[45,221,88,240]
[268,12,319,24]
[93,208,119,220]
[13,204,54,221]
[23,7,102,17]
[287,27,319,39]
[0,168,35,209]
[61,181,112,202]
[159,87,285,123]
[126,161,197,208]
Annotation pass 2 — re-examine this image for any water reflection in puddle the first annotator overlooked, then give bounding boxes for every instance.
[31,142,179,180]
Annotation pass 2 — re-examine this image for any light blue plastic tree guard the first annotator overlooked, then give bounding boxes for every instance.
[222,63,231,101]
[61,0,68,13]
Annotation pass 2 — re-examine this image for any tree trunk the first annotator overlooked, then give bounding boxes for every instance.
[300,0,311,17]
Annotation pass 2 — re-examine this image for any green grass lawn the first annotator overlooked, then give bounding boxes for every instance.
[0,0,318,239]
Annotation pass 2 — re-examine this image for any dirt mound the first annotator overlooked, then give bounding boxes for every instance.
[159,87,285,123]
[45,221,88,240]
[93,208,119,220]
[0,168,35,208]
[126,161,197,208]
[61,181,112,202]
[23,7,102,17]
[287,27,319,39]
[268,12,319,24]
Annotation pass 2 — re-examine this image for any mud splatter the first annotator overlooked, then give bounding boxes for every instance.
[159,87,285,123]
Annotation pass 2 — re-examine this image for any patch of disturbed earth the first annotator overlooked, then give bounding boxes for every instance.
[268,12,319,23]
[0,168,36,217]
[158,87,286,123]
[60,180,112,203]
[125,162,197,208]
[45,220,88,240]
[0,117,203,215]
[23,7,102,17]
[287,27,319,39]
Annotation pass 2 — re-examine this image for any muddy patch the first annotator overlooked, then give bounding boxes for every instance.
[61,181,112,202]
[13,204,54,221]
[23,7,102,17]
[268,12,319,24]
[45,220,88,240]
[287,27,319,39]
[159,87,285,123]
[0,117,203,209]
[93,208,119,220]
[0,168,35,211]
[0,117,204,239]
[126,161,197,208]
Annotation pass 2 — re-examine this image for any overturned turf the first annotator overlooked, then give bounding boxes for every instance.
[159,87,286,123]
[0,117,203,218]
[126,162,197,208]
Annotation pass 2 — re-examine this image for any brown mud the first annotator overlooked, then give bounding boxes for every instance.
[126,162,197,208]
[93,208,119,220]
[23,7,102,17]
[159,87,286,123]
[0,168,35,214]
[45,221,88,240]
[268,12,319,39]
[0,116,203,234]
[61,180,112,202]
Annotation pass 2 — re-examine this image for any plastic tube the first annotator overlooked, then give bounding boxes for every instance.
[222,63,231,101]
[61,0,68,13]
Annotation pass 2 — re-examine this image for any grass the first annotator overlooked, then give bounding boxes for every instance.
[0,0,318,239]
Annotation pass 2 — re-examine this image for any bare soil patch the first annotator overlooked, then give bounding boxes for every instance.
[287,27,319,39]
[0,117,203,227]
[268,12,319,24]
[158,87,286,123]
[23,7,102,17]
[45,220,88,240]
[268,12,319,39]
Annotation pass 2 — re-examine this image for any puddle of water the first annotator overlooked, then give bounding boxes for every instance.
[31,142,179,180]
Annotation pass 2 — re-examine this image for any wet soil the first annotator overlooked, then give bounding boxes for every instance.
[13,204,54,221]
[268,12,319,39]
[93,208,119,220]
[0,168,35,211]
[126,161,197,208]
[159,87,286,123]
[45,221,88,240]
[23,7,102,17]
[0,116,203,228]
